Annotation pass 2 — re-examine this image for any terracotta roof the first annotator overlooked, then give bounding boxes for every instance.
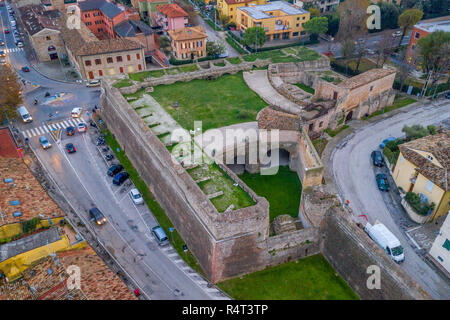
[257,106,301,131]
[156,3,188,18]
[224,0,255,4]
[338,68,395,90]
[168,26,207,41]
[18,4,61,36]
[399,131,450,191]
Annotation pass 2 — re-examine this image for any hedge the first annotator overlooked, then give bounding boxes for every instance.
[405,192,435,216]
[226,36,247,55]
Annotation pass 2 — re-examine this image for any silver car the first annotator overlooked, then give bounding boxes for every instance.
[129,188,144,205]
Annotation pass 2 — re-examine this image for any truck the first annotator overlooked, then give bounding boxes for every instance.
[364,222,405,263]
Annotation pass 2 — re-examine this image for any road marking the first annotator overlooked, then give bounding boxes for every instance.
[37,127,44,134]
[43,126,49,133]
[63,120,70,127]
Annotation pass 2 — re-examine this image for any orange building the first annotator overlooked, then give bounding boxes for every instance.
[168,26,207,60]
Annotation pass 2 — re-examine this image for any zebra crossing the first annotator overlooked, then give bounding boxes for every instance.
[22,118,84,138]
[3,47,23,53]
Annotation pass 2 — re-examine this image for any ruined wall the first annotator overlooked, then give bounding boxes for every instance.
[320,208,431,300]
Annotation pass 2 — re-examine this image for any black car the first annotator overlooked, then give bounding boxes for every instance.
[66,126,75,136]
[371,150,384,167]
[65,143,76,153]
[113,171,129,186]
[107,164,123,177]
[89,207,107,226]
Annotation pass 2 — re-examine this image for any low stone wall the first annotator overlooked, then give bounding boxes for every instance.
[320,207,431,300]
[119,60,270,95]
[400,197,431,224]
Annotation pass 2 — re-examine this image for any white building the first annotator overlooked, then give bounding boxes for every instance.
[429,211,450,277]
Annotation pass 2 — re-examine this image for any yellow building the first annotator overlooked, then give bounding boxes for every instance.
[393,131,450,221]
[217,0,267,24]
[235,1,310,41]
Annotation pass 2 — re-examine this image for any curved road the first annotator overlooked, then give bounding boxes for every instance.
[331,101,450,299]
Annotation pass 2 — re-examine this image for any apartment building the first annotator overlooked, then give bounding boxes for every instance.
[429,212,450,276]
[155,3,188,32]
[114,18,156,56]
[167,26,207,60]
[393,131,450,221]
[236,1,310,41]
[298,0,339,14]
[217,0,266,24]
[405,17,450,68]
[79,0,140,39]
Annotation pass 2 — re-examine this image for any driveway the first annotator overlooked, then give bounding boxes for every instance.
[331,100,450,299]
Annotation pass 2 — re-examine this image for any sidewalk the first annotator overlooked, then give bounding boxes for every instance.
[31,60,81,83]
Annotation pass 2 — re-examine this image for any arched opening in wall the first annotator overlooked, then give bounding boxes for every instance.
[263,148,290,168]
[345,110,353,122]
[227,155,246,175]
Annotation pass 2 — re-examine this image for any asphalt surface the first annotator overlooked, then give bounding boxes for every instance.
[2,4,227,300]
[331,101,450,299]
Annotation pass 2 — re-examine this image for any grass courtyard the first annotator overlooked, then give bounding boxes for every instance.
[149,72,268,131]
[217,254,359,300]
[239,166,302,222]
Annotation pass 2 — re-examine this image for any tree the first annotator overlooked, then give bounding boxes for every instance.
[308,7,321,18]
[0,65,22,124]
[336,0,369,42]
[303,16,328,41]
[417,31,450,88]
[175,0,198,25]
[324,13,340,37]
[206,40,226,57]
[397,9,423,47]
[243,26,266,49]
[158,35,171,55]
[378,1,400,30]
[374,32,393,67]
[402,124,436,141]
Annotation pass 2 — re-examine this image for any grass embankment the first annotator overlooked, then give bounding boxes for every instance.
[367,96,417,119]
[102,129,204,275]
[294,83,315,94]
[325,125,350,137]
[238,166,302,222]
[149,72,267,131]
[217,254,359,300]
[112,79,133,88]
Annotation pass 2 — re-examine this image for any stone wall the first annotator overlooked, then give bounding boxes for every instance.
[320,207,431,300]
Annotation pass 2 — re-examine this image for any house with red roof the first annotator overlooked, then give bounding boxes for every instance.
[155,3,188,32]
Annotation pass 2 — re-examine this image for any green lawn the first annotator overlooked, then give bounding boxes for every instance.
[149,72,267,131]
[217,254,359,300]
[294,83,315,94]
[367,96,417,119]
[112,78,133,88]
[101,127,205,276]
[238,166,302,222]
[179,64,199,73]
[214,61,226,67]
[325,125,350,137]
[227,57,241,65]
[129,69,165,81]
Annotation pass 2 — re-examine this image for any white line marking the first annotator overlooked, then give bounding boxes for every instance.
[43,126,49,133]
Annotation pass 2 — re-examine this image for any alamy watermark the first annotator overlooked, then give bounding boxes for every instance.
[367,5,381,30]
[66,265,81,290]
[66,5,81,30]
[366,265,381,290]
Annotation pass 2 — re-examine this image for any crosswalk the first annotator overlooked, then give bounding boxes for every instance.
[3,47,23,53]
[22,118,84,138]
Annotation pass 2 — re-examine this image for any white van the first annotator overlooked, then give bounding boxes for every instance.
[364,222,405,263]
[17,105,32,123]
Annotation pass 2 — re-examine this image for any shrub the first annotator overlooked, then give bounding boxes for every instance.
[21,217,41,234]
[235,109,254,119]
[405,192,435,216]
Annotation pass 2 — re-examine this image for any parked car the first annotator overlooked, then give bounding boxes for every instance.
[4,29,9,34]
[392,31,402,37]
[77,122,87,132]
[66,126,75,136]
[0,58,6,65]
[365,48,375,55]
[152,225,169,246]
[0,40,4,46]
[21,66,30,72]
[0,50,5,57]
[71,107,82,118]
[39,136,52,149]
[364,222,404,263]
[107,164,123,177]
[379,137,396,149]
[323,51,334,57]
[17,41,23,48]
[129,188,144,205]
[112,171,129,185]
[65,143,76,153]
[376,173,390,191]
[89,207,107,226]
[86,79,100,87]
[445,91,450,99]
[371,151,384,167]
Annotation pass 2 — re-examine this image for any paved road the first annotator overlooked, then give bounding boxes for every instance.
[2,4,227,300]
[331,101,450,299]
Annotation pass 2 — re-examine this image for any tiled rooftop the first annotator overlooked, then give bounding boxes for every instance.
[78,0,123,19]
[168,26,207,41]
[399,131,450,191]
[337,68,395,90]
[156,3,188,18]
[238,1,308,20]
[18,4,61,36]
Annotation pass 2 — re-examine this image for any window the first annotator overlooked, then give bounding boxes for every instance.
[85,60,91,66]
[230,7,233,11]
[136,53,140,60]
[107,57,113,63]
[46,36,51,41]
[119,66,123,73]
[95,59,101,65]
[300,31,306,35]
[138,64,142,71]
[443,239,450,251]
[427,155,433,161]
[292,32,298,36]
[303,16,305,20]
[197,40,202,47]
[319,121,323,128]
[370,86,374,91]
[86,22,92,26]
[98,28,103,32]
[411,44,416,50]
[425,180,434,192]
[109,68,115,75]
[116,56,123,62]
[85,13,90,18]
[297,17,300,20]
[415,32,420,39]
[127,55,131,61]
[99,70,103,76]
[230,15,233,18]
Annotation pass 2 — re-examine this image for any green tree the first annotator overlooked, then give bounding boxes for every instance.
[397,9,423,47]
[243,26,266,49]
[417,30,450,86]
[206,40,226,57]
[324,13,340,37]
[158,35,171,55]
[402,124,436,141]
[378,1,400,30]
[303,16,328,41]
[308,7,321,17]
[0,65,22,124]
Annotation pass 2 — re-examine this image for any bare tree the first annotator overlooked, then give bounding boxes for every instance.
[336,0,368,43]
[374,33,393,67]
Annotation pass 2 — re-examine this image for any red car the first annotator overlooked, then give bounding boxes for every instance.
[65,143,76,153]
[21,66,30,72]
[324,51,334,57]
[4,29,10,34]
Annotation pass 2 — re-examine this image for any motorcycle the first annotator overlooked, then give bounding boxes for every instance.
[96,139,105,146]
[105,154,114,161]
[102,146,109,152]
[34,99,38,105]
